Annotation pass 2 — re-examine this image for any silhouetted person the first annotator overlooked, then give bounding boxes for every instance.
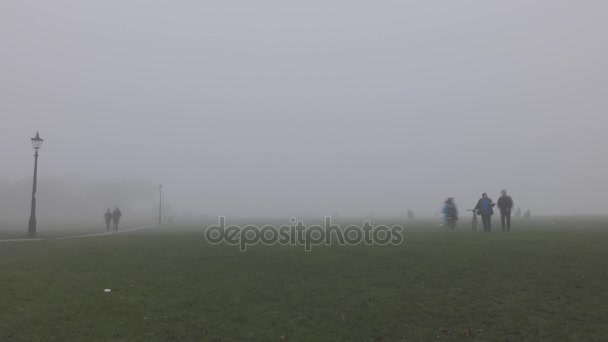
[474,193,495,232]
[514,207,522,218]
[104,208,112,231]
[407,209,415,220]
[112,207,122,231]
[497,189,514,232]
[524,209,531,219]
[442,198,458,231]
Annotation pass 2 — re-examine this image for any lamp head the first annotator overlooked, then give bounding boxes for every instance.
[31,132,44,150]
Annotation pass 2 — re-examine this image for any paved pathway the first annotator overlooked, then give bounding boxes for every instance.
[0,224,159,243]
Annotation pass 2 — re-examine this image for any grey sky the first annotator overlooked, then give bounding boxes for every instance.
[1,1,607,218]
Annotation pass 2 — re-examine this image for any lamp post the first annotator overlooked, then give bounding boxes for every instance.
[158,184,163,226]
[28,132,44,237]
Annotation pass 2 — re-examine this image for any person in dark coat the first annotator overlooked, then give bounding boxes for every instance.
[474,193,495,232]
[112,207,122,231]
[104,208,112,231]
[497,189,514,232]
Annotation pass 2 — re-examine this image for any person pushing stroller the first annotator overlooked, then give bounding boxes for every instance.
[474,193,495,232]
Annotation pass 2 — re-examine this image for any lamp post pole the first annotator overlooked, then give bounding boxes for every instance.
[158,184,163,226]
[28,132,44,237]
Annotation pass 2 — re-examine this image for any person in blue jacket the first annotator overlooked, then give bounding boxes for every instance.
[474,193,495,232]
[442,197,458,231]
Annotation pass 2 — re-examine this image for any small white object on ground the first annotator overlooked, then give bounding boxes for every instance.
[104,289,112,293]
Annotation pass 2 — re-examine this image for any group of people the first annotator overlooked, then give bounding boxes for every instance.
[442,190,514,232]
[103,207,122,231]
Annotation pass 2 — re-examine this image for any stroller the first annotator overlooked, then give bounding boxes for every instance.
[466,209,479,231]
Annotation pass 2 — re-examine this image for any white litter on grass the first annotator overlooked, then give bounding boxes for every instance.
[104,289,112,293]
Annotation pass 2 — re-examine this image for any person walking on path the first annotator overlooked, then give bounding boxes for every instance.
[112,207,122,231]
[104,208,112,231]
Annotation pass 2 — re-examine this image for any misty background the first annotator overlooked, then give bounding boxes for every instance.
[1,1,606,221]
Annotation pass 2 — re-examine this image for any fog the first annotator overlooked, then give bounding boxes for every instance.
[1,1,607,220]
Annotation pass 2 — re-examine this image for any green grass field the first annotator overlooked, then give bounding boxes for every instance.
[1,217,607,341]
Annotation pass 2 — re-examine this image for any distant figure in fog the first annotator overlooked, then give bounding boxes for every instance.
[474,193,495,232]
[407,209,415,220]
[104,208,112,231]
[524,209,531,220]
[112,207,122,231]
[442,198,458,231]
[514,207,522,218]
[497,189,514,232]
